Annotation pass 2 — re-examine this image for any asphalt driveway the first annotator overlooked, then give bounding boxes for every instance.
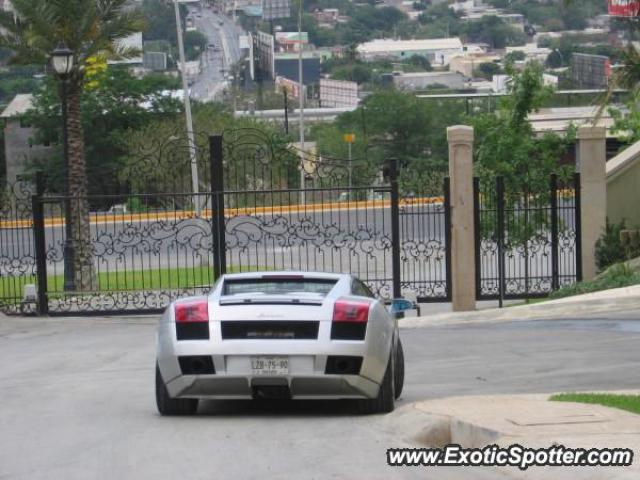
[0,311,638,479]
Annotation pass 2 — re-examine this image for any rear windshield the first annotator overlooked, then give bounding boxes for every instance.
[223,278,337,297]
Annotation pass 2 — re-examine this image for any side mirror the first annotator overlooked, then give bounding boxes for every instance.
[388,298,417,318]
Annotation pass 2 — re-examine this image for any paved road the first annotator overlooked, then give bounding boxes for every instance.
[189,6,243,102]
[0,203,442,274]
[0,311,638,479]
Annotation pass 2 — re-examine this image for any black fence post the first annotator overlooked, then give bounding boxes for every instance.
[550,174,559,291]
[209,135,227,280]
[496,176,505,308]
[389,158,401,299]
[32,173,48,315]
[444,176,453,302]
[473,177,481,301]
[574,172,583,282]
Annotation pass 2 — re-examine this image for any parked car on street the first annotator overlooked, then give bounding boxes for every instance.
[107,204,128,214]
[155,271,407,415]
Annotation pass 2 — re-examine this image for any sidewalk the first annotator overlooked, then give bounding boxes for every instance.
[398,393,640,479]
[403,285,640,328]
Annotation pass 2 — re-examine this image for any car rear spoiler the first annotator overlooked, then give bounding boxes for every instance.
[218,298,324,306]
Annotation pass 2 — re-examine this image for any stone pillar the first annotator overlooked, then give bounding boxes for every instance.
[448,126,476,311]
[577,125,607,281]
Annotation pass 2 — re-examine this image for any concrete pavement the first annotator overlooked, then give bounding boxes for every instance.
[406,393,640,479]
[1,307,639,478]
[404,284,640,328]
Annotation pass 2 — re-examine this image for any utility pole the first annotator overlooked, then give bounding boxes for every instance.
[343,133,355,191]
[283,87,289,135]
[298,0,305,205]
[174,0,201,215]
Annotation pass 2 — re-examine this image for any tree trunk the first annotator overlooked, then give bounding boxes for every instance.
[66,82,96,291]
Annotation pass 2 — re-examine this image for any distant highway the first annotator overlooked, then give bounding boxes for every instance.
[189,5,244,102]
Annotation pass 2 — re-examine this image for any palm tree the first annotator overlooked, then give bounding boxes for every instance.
[0,0,144,291]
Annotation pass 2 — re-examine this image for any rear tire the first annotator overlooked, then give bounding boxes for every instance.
[394,338,404,400]
[357,352,395,414]
[155,363,198,416]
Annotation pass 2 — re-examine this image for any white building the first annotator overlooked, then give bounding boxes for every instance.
[492,73,558,94]
[505,43,552,63]
[0,0,14,13]
[1,94,52,184]
[357,38,464,66]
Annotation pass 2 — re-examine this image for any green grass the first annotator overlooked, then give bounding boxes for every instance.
[1,265,255,304]
[550,393,640,415]
[549,262,640,299]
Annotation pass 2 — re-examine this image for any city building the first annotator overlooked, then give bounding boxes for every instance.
[1,94,52,184]
[448,53,501,78]
[0,0,14,14]
[357,38,464,66]
[312,8,347,28]
[275,32,309,53]
[505,43,552,64]
[274,51,321,85]
[384,71,466,91]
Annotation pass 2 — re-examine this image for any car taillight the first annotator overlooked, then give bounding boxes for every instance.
[175,299,210,341]
[175,299,209,323]
[333,299,369,323]
[331,299,369,340]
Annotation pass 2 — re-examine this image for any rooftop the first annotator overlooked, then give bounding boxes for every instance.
[358,38,463,54]
[0,94,34,118]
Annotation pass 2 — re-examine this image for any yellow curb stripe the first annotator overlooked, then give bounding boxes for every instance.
[0,196,446,229]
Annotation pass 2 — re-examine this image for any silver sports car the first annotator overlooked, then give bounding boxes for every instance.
[155,271,407,415]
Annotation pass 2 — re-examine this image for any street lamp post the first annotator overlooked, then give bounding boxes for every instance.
[51,43,76,292]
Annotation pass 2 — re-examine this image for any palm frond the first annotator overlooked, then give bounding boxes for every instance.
[1,0,147,84]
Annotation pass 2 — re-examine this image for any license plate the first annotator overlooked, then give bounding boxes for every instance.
[250,356,289,376]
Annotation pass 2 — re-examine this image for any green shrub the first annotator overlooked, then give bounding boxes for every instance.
[550,262,640,299]
[595,220,628,271]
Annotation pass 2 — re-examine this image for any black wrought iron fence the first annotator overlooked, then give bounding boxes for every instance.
[3,126,582,316]
[0,178,38,314]
[16,130,404,315]
[398,167,451,302]
[215,130,399,299]
[31,192,216,315]
[474,173,581,301]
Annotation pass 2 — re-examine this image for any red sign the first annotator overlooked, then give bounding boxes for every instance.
[609,0,640,16]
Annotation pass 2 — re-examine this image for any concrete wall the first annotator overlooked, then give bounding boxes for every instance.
[3,119,52,183]
[608,166,640,227]
[607,141,640,228]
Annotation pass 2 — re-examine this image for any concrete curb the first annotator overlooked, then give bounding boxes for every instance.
[402,285,640,328]
[391,392,640,479]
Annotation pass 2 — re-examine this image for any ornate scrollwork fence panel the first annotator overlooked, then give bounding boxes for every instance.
[32,130,218,315]
[0,179,38,314]
[474,174,581,300]
[38,192,216,314]
[397,167,451,302]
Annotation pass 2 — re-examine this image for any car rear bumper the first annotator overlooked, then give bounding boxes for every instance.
[158,352,381,399]
[156,318,392,400]
[164,371,380,400]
